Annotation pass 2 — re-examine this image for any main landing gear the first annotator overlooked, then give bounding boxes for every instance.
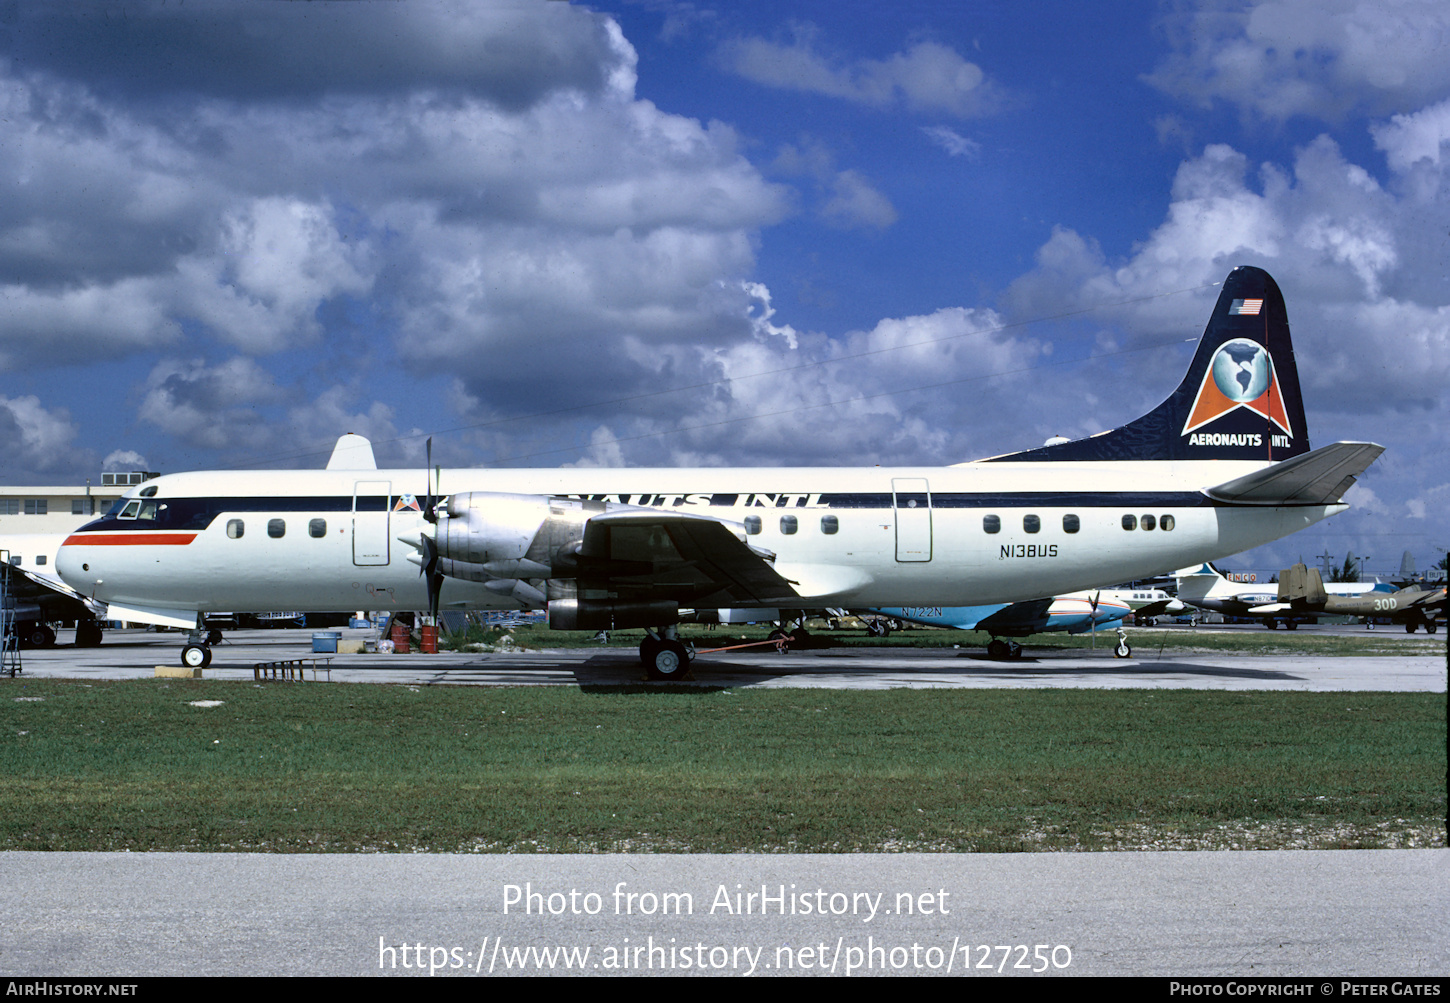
[640,626,693,681]
[1113,628,1132,659]
[986,638,1022,659]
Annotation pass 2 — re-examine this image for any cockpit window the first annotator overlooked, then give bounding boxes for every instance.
[118,500,142,520]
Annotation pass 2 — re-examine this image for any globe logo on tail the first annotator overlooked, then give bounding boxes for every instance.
[1183,338,1292,435]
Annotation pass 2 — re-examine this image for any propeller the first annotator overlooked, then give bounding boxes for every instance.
[420,437,442,622]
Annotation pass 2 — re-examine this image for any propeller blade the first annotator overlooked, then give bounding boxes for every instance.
[423,437,438,524]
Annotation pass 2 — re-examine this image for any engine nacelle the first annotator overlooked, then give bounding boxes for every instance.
[435,493,605,578]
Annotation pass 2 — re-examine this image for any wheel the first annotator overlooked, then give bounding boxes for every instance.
[181,645,212,668]
[1365,621,1375,631]
[1114,640,1132,658]
[22,625,52,648]
[645,639,688,681]
[987,639,1010,658]
[1426,622,1438,634]
[1285,620,1297,630]
[206,629,223,646]
[1405,622,1417,633]
[1008,642,1023,659]
[639,636,663,667]
[75,621,103,647]
[1265,619,1278,629]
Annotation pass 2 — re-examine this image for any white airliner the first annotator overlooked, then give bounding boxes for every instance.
[56,266,1382,678]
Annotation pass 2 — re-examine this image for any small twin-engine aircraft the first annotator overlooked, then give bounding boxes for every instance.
[1276,563,1444,632]
[868,590,1135,658]
[56,266,1382,678]
[869,586,1186,659]
[1175,561,1395,629]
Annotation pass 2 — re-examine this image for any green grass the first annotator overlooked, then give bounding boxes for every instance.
[2,681,1442,852]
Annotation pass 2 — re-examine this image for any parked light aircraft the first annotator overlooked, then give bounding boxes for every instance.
[0,533,107,647]
[1174,561,1395,629]
[56,266,1383,678]
[1276,563,1444,632]
[869,590,1137,658]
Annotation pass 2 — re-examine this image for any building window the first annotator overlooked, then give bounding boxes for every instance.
[1141,514,1157,531]
[267,519,286,539]
[24,499,47,515]
[1160,514,1175,531]
[744,516,761,535]
[309,518,327,538]
[820,515,839,535]
[227,519,245,539]
[1062,514,1080,534]
[780,515,798,535]
[0,500,17,515]
[1023,514,1040,534]
[1122,514,1137,531]
[983,515,1000,534]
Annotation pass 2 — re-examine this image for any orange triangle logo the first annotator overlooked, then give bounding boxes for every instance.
[1183,339,1292,436]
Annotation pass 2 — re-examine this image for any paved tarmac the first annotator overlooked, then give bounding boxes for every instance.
[3,626,1445,978]
[7,626,1447,691]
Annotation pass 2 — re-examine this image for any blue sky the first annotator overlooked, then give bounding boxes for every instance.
[0,1,1446,578]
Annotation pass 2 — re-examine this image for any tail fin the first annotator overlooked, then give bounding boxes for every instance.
[1277,563,1328,604]
[991,266,1309,462]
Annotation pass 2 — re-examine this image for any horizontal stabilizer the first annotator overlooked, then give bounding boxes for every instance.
[1202,441,1384,506]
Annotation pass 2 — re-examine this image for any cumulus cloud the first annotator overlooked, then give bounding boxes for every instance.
[1147,0,1450,122]
[720,28,1001,117]
[921,125,981,159]
[0,395,93,479]
[770,138,897,229]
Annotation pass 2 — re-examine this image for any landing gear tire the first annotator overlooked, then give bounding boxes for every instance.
[1285,620,1297,630]
[1114,640,1132,658]
[181,645,212,669]
[639,636,663,668]
[206,629,223,646]
[21,625,56,648]
[866,620,890,638]
[645,639,689,681]
[75,621,103,647]
[1365,621,1376,631]
[1427,622,1438,634]
[987,639,1009,659]
[1265,619,1278,629]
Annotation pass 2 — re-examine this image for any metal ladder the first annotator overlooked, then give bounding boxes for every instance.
[1,551,20,677]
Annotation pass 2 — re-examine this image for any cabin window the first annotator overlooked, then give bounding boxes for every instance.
[780,515,798,535]
[1023,514,1040,534]
[309,518,327,539]
[1062,514,1080,534]
[7,556,17,566]
[821,515,839,535]
[1141,514,1157,531]
[35,556,46,566]
[744,516,762,535]
[1121,514,1137,531]
[1160,514,1175,531]
[267,519,286,539]
[983,515,1000,534]
[227,519,245,540]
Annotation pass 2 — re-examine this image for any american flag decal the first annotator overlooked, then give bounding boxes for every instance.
[1229,298,1263,315]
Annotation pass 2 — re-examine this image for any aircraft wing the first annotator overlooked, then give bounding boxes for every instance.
[1202,441,1384,506]
[575,509,801,607]
[974,598,1056,636]
[4,565,107,619]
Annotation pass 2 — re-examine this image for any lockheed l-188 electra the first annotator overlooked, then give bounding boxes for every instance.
[56,266,1382,678]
